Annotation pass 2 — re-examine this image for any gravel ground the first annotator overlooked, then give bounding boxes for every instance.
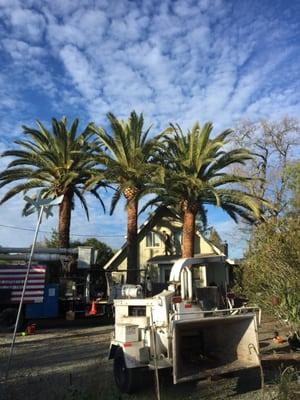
[0,317,299,400]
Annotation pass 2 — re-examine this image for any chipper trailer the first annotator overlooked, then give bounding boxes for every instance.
[109,257,261,393]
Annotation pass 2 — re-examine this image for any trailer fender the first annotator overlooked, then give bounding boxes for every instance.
[109,343,144,368]
[108,344,119,360]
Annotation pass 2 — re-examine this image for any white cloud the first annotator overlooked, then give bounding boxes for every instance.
[6,7,46,43]
[41,0,94,19]
[59,45,100,99]
[46,9,107,49]
[2,38,46,61]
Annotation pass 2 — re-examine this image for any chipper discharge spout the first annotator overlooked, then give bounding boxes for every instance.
[172,313,260,384]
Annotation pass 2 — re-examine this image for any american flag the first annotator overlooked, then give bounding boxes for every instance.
[0,265,46,303]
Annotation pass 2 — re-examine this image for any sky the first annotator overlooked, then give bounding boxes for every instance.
[0,0,299,257]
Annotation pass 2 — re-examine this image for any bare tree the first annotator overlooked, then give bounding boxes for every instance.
[232,116,300,217]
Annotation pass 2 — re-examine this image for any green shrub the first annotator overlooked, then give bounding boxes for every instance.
[241,217,300,330]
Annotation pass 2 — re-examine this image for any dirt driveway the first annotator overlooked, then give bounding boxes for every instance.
[0,319,298,400]
[0,324,113,400]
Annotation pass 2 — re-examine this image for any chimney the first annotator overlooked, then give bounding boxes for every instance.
[223,241,228,257]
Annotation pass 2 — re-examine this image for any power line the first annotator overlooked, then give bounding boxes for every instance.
[0,223,125,238]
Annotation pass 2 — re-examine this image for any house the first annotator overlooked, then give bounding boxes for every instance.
[103,207,236,290]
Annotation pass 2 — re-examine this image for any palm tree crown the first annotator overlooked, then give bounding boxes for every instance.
[89,111,164,283]
[0,117,104,247]
[144,122,271,257]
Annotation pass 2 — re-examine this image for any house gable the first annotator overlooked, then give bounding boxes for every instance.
[103,207,229,273]
[103,207,179,272]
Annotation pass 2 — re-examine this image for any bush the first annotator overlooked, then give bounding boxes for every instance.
[241,217,300,330]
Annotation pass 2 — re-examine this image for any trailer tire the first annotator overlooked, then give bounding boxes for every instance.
[113,347,138,393]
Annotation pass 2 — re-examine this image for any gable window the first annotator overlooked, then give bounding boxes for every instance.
[146,231,160,247]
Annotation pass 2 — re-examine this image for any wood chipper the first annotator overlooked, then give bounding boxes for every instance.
[109,257,261,393]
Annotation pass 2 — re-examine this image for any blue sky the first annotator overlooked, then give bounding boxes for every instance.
[0,0,299,257]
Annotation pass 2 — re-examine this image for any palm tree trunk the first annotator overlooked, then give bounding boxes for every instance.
[58,190,73,248]
[182,207,196,258]
[126,199,138,284]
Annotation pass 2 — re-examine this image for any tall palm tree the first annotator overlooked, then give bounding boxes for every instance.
[89,111,164,284]
[0,117,104,248]
[142,122,271,258]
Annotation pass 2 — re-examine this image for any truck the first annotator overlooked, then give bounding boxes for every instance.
[109,257,261,393]
[0,246,113,330]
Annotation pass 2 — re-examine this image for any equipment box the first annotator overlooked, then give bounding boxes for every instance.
[115,323,139,342]
[25,284,59,318]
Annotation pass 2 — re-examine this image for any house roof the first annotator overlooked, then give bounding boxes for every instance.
[200,236,235,264]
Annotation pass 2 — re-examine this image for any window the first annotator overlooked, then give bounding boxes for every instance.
[146,231,160,247]
[159,264,172,283]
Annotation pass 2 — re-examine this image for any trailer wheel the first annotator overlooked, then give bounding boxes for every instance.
[113,347,137,393]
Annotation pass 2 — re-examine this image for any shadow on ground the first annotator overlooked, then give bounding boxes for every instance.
[0,366,267,400]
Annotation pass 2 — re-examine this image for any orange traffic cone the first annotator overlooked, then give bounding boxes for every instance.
[89,300,97,315]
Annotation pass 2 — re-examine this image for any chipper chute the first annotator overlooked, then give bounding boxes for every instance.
[172,313,260,384]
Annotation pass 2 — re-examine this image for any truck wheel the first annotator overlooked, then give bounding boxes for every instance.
[113,348,137,393]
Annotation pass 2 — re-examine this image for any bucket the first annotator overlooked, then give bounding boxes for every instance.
[25,323,37,335]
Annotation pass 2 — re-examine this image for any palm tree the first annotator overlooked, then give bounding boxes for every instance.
[0,117,104,248]
[89,111,164,284]
[142,122,271,258]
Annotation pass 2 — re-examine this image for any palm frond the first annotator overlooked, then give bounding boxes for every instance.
[74,188,89,220]
[110,188,122,215]
[0,181,48,204]
[90,189,106,212]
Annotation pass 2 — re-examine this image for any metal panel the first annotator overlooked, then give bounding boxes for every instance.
[78,247,93,269]
[115,324,139,342]
[25,284,59,318]
[172,314,260,384]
